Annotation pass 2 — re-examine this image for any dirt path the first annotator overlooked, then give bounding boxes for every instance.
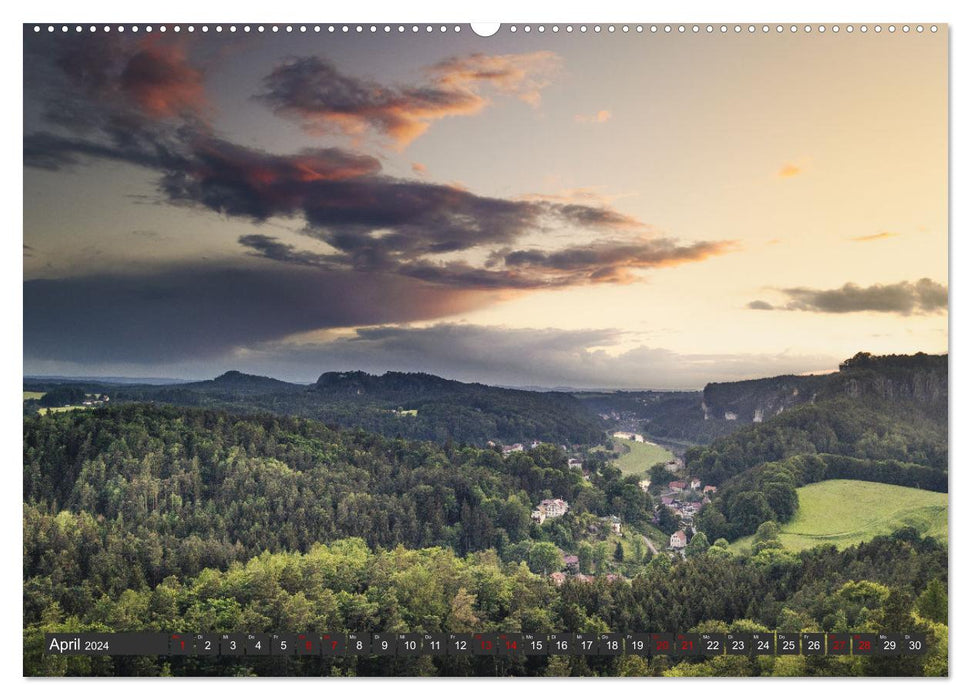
[640,533,659,556]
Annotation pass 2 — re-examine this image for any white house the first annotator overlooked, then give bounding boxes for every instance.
[670,530,688,549]
[538,498,569,519]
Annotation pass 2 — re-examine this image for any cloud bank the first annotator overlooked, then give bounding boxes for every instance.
[24,266,495,364]
[750,279,948,315]
[229,324,841,390]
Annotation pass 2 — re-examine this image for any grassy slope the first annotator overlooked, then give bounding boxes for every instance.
[611,438,674,476]
[23,391,46,400]
[730,479,948,553]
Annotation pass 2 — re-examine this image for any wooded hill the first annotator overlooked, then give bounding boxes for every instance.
[575,352,947,447]
[688,354,948,541]
[26,370,605,447]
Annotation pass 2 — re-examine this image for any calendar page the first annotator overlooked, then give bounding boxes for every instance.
[22,21,948,678]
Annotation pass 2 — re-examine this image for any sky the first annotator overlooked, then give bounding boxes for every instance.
[22,25,948,389]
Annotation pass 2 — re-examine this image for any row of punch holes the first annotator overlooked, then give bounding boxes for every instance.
[32,24,939,35]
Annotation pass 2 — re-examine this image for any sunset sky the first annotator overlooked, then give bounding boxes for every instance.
[23,25,948,389]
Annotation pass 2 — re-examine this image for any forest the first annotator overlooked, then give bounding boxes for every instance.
[24,405,651,612]
[25,530,947,676]
[685,397,947,485]
[22,353,949,677]
[25,370,604,446]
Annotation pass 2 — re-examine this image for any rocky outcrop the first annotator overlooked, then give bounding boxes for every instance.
[700,352,947,430]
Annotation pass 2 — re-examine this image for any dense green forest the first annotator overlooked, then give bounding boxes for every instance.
[24,405,651,609]
[25,530,947,676]
[26,371,604,446]
[685,399,946,487]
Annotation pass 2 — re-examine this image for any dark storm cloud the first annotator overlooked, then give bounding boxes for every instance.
[165,144,652,272]
[257,52,559,146]
[242,324,839,390]
[493,238,737,284]
[159,138,383,219]
[752,279,948,315]
[26,33,207,137]
[23,130,181,171]
[240,234,735,290]
[30,100,725,292]
[23,266,494,364]
[747,300,774,310]
[238,234,339,268]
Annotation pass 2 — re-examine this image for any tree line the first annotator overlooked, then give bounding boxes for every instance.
[25,529,946,676]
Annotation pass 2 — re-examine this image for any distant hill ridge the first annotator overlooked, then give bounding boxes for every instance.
[54,368,605,446]
[314,370,460,396]
[312,370,571,400]
[702,352,947,425]
[181,370,304,394]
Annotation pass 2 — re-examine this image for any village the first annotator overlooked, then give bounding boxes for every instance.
[653,477,717,552]
[523,468,717,586]
[491,430,718,585]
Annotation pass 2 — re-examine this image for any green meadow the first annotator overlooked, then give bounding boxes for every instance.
[731,479,947,553]
[37,405,90,414]
[610,437,674,476]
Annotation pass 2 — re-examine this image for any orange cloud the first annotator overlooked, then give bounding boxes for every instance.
[430,51,560,107]
[777,163,802,178]
[575,109,612,124]
[120,41,206,118]
[259,52,560,148]
[515,187,628,207]
[851,231,899,242]
[412,162,428,176]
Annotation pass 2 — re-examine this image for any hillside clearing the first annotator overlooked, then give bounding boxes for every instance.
[609,437,674,476]
[730,479,947,553]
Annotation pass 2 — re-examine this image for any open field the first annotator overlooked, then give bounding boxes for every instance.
[23,391,45,400]
[37,405,90,414]
[731,479,948,553]
[610,437,674,476]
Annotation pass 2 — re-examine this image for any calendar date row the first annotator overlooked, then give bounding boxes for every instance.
[46,632,926,657]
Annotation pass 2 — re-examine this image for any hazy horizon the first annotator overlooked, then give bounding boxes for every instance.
[23,359,872,392]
